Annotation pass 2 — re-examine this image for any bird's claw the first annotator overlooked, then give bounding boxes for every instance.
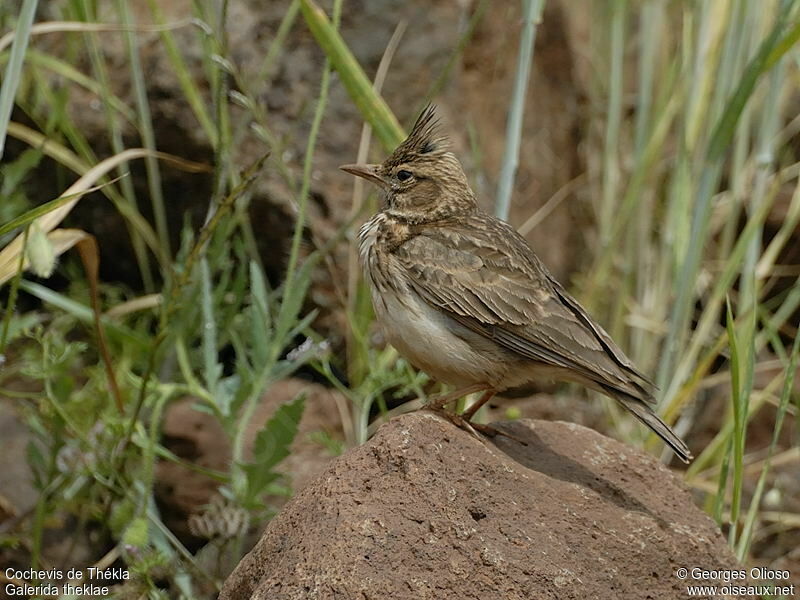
[426,407,528,446]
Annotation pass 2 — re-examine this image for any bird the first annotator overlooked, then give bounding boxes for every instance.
[340,105,692,463]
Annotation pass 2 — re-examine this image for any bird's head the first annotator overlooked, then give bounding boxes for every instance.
[340,105,477,224]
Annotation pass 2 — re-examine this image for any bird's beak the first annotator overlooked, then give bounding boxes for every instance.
[339,163,387,188]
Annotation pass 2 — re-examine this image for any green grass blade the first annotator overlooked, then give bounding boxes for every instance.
[712,438,732,526]
[144,0,217,145]
[277,0,340,354]
[0,49,136,123]
[0,181,118,238]
[597,0,627,243]
[75,0,154,289]
[736,333,800,560]
[256,0,301,85]
[118,0,170,261]
[19,280,149,349]
[494,0,545,220]
[0,0,37,159]
[299,0,404,150]
[708,8,795,161]
[724,297,746,547]
[663,175,781,412]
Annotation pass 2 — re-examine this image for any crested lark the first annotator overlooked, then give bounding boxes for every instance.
[341,106,692,463]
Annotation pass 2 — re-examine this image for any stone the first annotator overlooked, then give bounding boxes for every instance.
[220,411,741,600]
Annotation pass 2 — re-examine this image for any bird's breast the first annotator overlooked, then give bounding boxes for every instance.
[358,214,389,294]
[358,213,410,295]
[370,278,512,389]
[359,213,514,389]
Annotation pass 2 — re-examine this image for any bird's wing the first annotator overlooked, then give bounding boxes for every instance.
[395,215,654,401]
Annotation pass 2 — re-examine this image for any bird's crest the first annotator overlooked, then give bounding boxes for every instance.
[385,104,448,167]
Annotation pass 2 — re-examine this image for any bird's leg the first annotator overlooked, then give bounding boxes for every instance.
[426,382,492,411]
[433,403,528,445]
[427,385,528,445]
[461,389,496,422]
[461,389,529,445]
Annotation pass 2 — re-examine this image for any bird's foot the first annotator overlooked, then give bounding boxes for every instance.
[426,383,493,411]
[428,406,482,439]
[474,422,529,446]
[427,407,528,446]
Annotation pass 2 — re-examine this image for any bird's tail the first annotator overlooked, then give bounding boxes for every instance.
[613,394,693,464]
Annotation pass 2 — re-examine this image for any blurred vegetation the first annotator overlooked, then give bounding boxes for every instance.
[1,0,799,597]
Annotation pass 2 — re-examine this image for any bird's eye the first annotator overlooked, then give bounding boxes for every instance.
[396,169,413,182]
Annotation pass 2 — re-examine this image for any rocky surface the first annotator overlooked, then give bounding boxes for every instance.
[220,412,742,600]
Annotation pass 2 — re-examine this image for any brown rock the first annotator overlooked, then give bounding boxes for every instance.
[0,398,37,518]
[220,412,741,600]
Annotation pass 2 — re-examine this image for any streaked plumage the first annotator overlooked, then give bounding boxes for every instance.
[342,106,692,463]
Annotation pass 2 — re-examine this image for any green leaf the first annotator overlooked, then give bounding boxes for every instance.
[214,374,241,419]
[0,147,43,199]
[0,0,37,159]
[200,258,222,398]
[272,257,315,356]
[109,499,136,539]
[249,261,271,367]
[240,393,306,506]
[122,516,149,549]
